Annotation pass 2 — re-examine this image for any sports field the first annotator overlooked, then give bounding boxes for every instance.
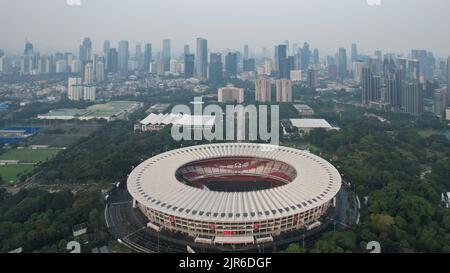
[0,164,34,184]
[0,148,60,184]
[0,148,59,163]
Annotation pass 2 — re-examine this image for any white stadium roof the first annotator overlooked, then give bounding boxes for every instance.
[127,143,342,223]
[290,119,332,129]
[140,113,215,127]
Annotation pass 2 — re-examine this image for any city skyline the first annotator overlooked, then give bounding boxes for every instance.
[1,0,450,56]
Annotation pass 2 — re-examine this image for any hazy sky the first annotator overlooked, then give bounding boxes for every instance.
[1,0,450,57]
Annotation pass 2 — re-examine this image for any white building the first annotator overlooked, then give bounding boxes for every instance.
[83,86,96,101]
[255,77,272,102]
[84,62,94,84]
[218,85,244,103]
[95,61,105,82]
[55,60,66,73]
[290,118,335,134]
[67,77,83,101]
[276,79,292,102]
[290,70,302,82]
[71,59,83,73]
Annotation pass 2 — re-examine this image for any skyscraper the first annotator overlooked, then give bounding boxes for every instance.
[351,43,358,62]
[143,44,152,72]
[225,52,238,79]
[434,88,447,119]
[184,54,195,78]
[313,48,320,70]
[83,86,96,102]
[95,61,105,82]
[107,48,118,73]
[277,44,288,79]
[118,41,129,73]
[338,47,348,79]
[84,62,94,84]
[447,57,450,106]
[208,53,222,85]
[184,45,190,56]
[307,69,318,89]
[401,81,423,115]
[67,77,83,101]
[196,38,208,80]
[135,43,143,70]
[300,43,310,70]
[243,58,255,72]
[385,72,401,107]
[24,40,33,55]
[79,38,92,63]
[276,79,293,102]
[255,77,272,102]
[162,39,171,72]
[243,45,249,60]
[103,40,110,68]
[362,67,373,105]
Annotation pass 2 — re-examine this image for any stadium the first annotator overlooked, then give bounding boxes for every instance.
[127,143,342,247]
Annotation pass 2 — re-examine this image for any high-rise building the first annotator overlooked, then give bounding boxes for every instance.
[184,54,195,78]
[118,41,129,73]
[196,38,208,80]
[184,45,190,56]
[83,86,96,102]
[401,81,423,115]
[408,59,420,81]
[162,39,171,72]
[243,58,255,72]
[447,57,450,106]
[0,56,7,72]
[107,48,118,73]
[24,40,33,55]
[351,43,358,62]
[313,48,320,70]
[95,61,105,82]
[385,72,401,107]
[79,38,92,63]
[143,44,152,72]
[67,77,83,101]
[70,59,82,73]
[277,44,288,78]
[276,79,293,102]
[218,85,244,103]
[243,45,249,60]
[55,60,66,73]
[307,69,318,89]
[208,53,222,85]
[84,62,94,84]
[225,52,238,78]
[300,43,310,70]
[434,88,448,119]
[255,77,272,102]
[135,43,143,70]
[362,67,373,105]
[103,40,110,69]
[338,47,348,79]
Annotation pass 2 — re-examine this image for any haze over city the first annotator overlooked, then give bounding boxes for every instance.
[1,0,450,56]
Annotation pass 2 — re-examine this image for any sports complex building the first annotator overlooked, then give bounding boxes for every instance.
[127,143,342,247]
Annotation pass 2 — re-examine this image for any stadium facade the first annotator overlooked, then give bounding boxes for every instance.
[127,143,341,246]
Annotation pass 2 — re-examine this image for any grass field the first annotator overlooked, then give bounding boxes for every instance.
[0,148,60,163]
[418,130,443,138]
[0,164,35,184]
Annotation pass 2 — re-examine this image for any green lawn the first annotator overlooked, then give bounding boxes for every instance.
[0,164,35,184]
[417,130,443,138]
[0,148,60,163]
